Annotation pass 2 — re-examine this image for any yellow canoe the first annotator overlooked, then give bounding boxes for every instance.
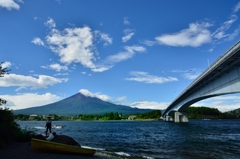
[31,138,96,156]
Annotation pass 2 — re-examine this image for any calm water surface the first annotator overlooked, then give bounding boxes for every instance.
[18,120,240,159]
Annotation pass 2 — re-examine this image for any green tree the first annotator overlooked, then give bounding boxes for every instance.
[136,110,161,119]
[0,62,10,106]
[0,63,35,148]
[14,114,30,121]
[0,108,35,148]
[187,106,224,119]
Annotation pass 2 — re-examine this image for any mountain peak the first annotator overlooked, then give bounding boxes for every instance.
[13,92,153,116]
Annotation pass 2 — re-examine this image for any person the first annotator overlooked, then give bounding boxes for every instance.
[45,116,52,136]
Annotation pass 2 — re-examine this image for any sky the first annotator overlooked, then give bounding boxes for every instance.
[1,0,240,112]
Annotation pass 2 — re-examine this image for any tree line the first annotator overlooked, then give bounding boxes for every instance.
[13,107,240,121]
[186,106,239,119]
[14,110,162,121]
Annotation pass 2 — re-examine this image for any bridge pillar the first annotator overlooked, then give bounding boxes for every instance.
[165,115,173,121]
[174,112,188,122]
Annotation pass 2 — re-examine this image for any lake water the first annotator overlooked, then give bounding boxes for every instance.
[18,119,240,159]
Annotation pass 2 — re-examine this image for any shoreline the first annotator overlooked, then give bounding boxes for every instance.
[0,142,126,159]
[17,119,160,122]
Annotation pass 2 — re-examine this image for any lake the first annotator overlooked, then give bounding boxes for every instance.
[18,119,240,159]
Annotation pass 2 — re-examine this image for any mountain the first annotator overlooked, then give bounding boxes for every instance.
[227,107,240,113]
[13,93,153,116]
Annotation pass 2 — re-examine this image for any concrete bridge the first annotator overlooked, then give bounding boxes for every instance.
[162,40,240,122]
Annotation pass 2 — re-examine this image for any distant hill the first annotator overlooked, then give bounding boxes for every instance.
[13,93,153,116]
[227,107,240,113]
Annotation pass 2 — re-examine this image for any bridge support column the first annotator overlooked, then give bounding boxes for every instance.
[174,112,188,122]
[165,115,173,121]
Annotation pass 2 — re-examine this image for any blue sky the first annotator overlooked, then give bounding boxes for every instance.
[1,0,240,112]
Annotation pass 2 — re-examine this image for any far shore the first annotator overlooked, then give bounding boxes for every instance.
[16,119,160,122]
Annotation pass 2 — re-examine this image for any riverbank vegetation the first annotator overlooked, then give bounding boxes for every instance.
[0,108,35,149]
[13,107,240,121]
[187,106,239,119]
[14,110,162,121]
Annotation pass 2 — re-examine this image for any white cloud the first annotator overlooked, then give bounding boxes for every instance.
[212,15,238,40]
[46,26,103,71]
[106,51,134,63]
[0,93,62,110]
[49,63,68,72]
[171,69,187,73]
[123,17,130,25]
[0,74,68,91]
[193,95,240,112]
[156,22,212,47]
[38,19,146,72]
[142,40,157,46]
[125,71,178,84]
[106,45,146,63]
[154,2,240,50]
[184,72,201,80]
[0,0,22,10]
[233,1,240,13]
[31,37,44,46]
[79,89,111,102]
[182,69,201,80]
[41,63,68,72]
[226,25,240,40]
[1,61,11,68]
[122,33,134,43]
[204,2,240,52]
[46,27,93,64]
[54,72,69,76]
[125,45,146,53]
[116,96,127,102]
[45,17,56,28]
[130,101,169,110]
[95,30,112,46]
[172,69,201,80]
[55,0,61,4]
[90,65,113,72]
[122,29,135,42]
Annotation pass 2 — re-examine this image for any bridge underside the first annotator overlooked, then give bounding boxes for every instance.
[162,46,240,122]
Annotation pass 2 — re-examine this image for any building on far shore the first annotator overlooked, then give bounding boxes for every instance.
[128,115,137,120]
[42,115,54,119]
[29,114,55,120]
[29,114,38,120]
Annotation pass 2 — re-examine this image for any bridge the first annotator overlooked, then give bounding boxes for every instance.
[162,40,240,122]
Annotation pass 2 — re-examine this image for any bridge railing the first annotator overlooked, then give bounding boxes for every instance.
[187,40,240,90]
[166,40,240,113]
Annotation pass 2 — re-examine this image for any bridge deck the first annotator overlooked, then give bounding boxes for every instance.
[163,40,240,117]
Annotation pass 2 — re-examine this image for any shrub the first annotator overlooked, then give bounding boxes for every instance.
[0,108,35,149]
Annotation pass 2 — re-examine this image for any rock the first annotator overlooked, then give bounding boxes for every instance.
[33,134,80,147]
[51,135,81,147]
[33,134,46,140]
